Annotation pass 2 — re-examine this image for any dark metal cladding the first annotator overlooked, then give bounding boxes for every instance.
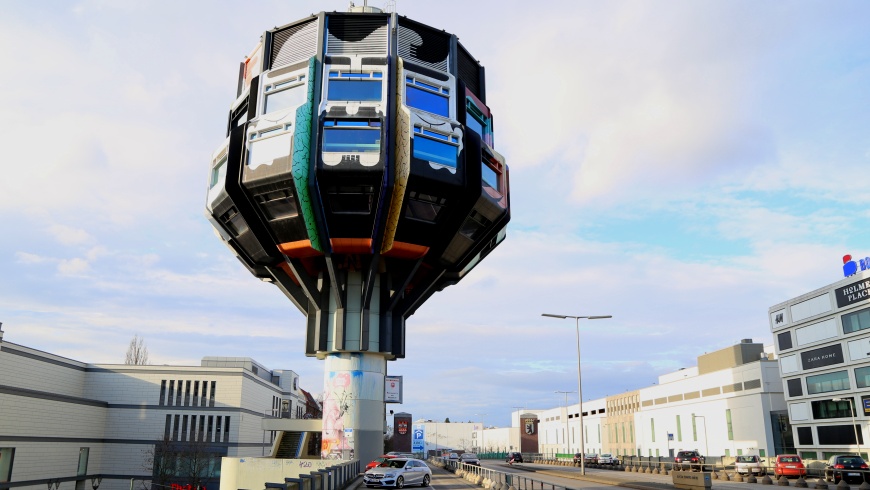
[207,9,509,360]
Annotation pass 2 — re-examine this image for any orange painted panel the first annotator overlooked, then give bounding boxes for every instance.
[383,242,429,260]
[330,238,373,254]
[278,240,323,259]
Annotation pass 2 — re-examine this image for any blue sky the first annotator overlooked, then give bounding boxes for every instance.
[2,0,870,428]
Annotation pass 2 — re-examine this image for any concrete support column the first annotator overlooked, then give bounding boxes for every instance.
[321,352,386,465]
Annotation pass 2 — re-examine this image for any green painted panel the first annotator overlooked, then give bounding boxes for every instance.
[292,57,323,252]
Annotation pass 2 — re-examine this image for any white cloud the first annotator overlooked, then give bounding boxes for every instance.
[16,252,48,264]
[48,224,94,246]
[57,257,91,275]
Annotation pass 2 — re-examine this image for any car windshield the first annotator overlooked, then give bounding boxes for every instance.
[737,456,756,462]
[385,460,408,468]
[601,454,612,457]
[462,454,478,459]
[780,457,800,463]
[838,457,864,465]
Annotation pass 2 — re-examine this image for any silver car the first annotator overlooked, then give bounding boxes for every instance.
[364,458,432,488]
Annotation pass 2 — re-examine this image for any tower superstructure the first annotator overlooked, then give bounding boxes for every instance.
[205,6,510,463]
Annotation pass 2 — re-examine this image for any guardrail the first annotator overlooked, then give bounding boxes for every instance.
[434,457,576,490]
[263,459,360,490]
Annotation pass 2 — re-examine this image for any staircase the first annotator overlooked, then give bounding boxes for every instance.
[275,431,303,458]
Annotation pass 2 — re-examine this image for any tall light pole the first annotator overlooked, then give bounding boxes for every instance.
[692,414,709,461]
[542,313,612,475]
[475,413,487,455]
[833,397,863,457]
[555,390,576,455]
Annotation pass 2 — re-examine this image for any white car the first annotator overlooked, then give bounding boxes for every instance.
[364,458,432,488]
[598,453,619,465]
[735,455,765,475]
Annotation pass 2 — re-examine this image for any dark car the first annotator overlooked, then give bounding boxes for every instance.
[459,453,481,466]
[674,450,706,471]
[506,452,523,463]
[573,453,583,464]
[825,455,870,484]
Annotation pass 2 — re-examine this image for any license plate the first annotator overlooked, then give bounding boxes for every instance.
[786,465,796,468]
[848,473,860,476]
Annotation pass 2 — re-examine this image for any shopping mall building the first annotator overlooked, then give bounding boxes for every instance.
[0,328,313,490]
[769,262,870,460]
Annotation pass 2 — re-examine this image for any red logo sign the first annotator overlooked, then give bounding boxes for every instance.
[398,421,408,435]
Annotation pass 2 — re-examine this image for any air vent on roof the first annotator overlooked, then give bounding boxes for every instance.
[327,16,388,55]
[457,43,482,101]
[271,19,318,69]
[398,20,450,72]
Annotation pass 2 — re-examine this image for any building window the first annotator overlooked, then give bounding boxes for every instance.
[818,425,864,445]
[801,451,818,460]
[806,370,850,395]
[323,120,381,153]
[264,75,306,114]
[0,448,14,483]
[725,449,731,457]
[184,380,191,406]
[692,415,698,441]
[207,416,214,442]
[327,71,382,102]
[193,381,200,406]
[167,380,175,407]
[726,409,734,440]
[159,380,166,406]
[778,331,793,351]
[465,97,494,148]
[676,415,682,442]
[172,415,180,441]
[651,419,655,443]
[812,398,855,419]
[210,156,227,189]
[181,415,189,442]
[843,306,870,334]
[760,449,766,457]
[797,426,813,445]
[482,159,500,192]
[210,381,217,407]
[413,127,459,168]
[256,189,298,221]
[787,378,803,397]
[201,380,209,407]
[459,210,492,241]
[405,76,449,117]
[176,379,183,406]
[224,416,231,443]
[404,191,445,223]
[327,185,375,214]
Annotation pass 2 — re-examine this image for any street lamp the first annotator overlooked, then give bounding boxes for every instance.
[692,414,709,461]
[833,397,863,457]
[475,413,487,455]
[542,313,612,475]
[555,390,576,455]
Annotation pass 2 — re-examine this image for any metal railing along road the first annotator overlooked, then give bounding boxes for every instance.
[437,458,578,490]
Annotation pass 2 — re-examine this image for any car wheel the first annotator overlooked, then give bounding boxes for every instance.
[422,475,430,487]
[396,477,404,489]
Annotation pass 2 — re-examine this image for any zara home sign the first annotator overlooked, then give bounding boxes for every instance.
[801,344,844,370]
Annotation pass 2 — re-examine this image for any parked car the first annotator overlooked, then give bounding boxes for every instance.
[573,453,583,464]
[506,452,523,463]
[774,455,807,479]
[825,455,870,484]
[364,458,432,488]
[366,455,397,471]
[674,450,707,471]
[447,452,460,463]
[459,453,481,466]
[584,454,599,464]
[735,455,765,476]
[598,453,619,465]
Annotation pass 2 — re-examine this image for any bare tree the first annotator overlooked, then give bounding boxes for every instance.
[125,334,150,365]
[142,436,177,490]
[176,437,219,489]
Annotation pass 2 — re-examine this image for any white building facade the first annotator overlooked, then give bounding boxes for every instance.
[0,332,308,490]
[770,266,870,460]
[531,341,788,460]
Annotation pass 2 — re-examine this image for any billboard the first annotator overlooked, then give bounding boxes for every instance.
[385,375,403,403]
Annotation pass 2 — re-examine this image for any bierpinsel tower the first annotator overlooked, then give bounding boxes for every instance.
[205,4,510,463]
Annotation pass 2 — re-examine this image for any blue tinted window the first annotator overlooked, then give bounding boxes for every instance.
[327,80,382,101]
[406,86,448,117]
[413,136,457,167]
[466,114,485,139]
[481,163,499,190]
[323,128,381,153]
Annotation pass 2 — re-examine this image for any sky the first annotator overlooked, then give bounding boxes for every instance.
[2,0,870,429]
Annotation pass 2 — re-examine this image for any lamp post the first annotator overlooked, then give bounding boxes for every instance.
[692,414,709,463]
[555,390,576,455]
[542,313,612,475]
[475,413,487,455]
[833,397,863,457]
